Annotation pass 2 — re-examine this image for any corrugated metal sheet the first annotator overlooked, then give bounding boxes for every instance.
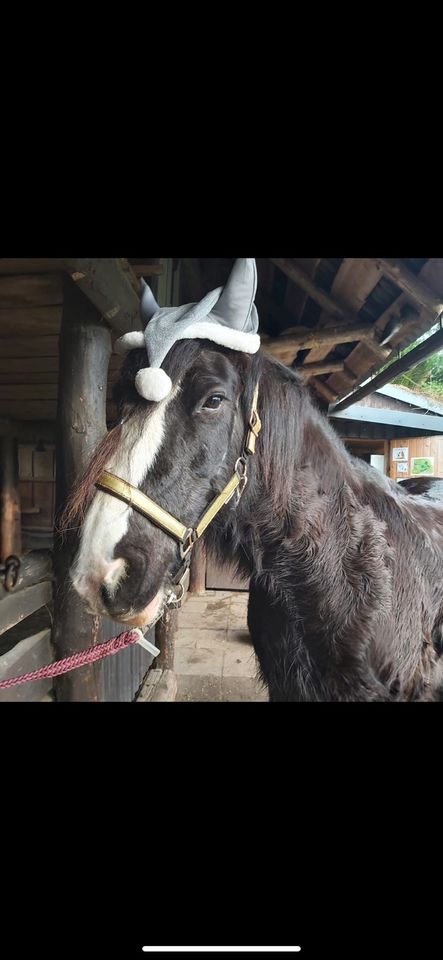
[101,616,155,702]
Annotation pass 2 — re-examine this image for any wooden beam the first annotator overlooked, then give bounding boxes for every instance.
[52,274,112,701]
[375,258,443,313]
[0,436,21,562]
[261,323,374,364]
[271,258,347,321]
[330,326,443,413]
[310,379,338,404]
[0,581,52,637]
[64,258,141,336]
[297,361,345,378]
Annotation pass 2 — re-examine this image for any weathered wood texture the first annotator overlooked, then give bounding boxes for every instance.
[326,260,443,400]
[53,275,112,702]
[64,258,142,336]
[0,274,63,308]
[0,628,53,701]
[0,580,52,636]
[4,549,53,594]
[0,436,21,561]
[155,609,178,671]
[189,539,207,595]
[376,258,443,313]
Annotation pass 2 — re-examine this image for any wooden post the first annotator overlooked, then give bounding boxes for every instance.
[155,610,178,670]
[0,435,21,562]
[189,539,207,595]
[53,274,112,702]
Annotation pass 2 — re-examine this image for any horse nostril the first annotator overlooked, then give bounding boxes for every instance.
[100,584,112,609]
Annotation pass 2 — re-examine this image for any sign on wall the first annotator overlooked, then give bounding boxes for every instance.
[392,447,409,461]
[411,457,434,476]
[396,462,408,474]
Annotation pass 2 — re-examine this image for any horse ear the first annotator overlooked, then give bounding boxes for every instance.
[140,278,160,325]
[211,258,258,333]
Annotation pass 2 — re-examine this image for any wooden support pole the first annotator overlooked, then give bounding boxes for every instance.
[0,435,21,562]
[330,326,443,413]
[53,274,112,702]
[189,539,207,595]
[155,610,178,671]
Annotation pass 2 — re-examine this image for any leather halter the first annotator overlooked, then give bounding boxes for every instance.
[94,384,261,618]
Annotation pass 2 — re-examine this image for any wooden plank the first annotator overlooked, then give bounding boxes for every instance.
[155,609,178,671]
[1,549,53,595]
[0,306,62,337]
[0,357,59,374]
[18,446,33,480]
[0,580,52,636]
[0,420,56,443]
[0,385,58,400]
[0,436,21,562]
[64,258,141,336]
[0,259,66,274]
[0,629,53,702]
[53,274,112,701]
[0,337,59,357]
[0,274,63,308]
[0,401,57,420]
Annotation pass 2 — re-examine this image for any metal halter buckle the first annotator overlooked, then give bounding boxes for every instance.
[180,528,197,559]
[234,457,248,502]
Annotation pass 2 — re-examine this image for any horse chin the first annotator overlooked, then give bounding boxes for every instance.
[117,588,164,628]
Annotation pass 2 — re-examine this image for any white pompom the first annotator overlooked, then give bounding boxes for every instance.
[114,332,145,355]
[135,367,173,402]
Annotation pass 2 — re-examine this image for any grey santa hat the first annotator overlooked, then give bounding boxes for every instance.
[114,257,261,401]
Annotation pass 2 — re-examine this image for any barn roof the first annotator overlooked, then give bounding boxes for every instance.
[1,257,443,427]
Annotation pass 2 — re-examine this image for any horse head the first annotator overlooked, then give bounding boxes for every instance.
[69,258,261,626]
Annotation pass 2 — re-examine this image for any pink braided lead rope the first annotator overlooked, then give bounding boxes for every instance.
[0,629,142,690]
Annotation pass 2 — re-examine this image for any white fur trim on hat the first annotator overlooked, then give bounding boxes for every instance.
[135,367,173,402]
[181,322,261,354]
[114,332,145,355]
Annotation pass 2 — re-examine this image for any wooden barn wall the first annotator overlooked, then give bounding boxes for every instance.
[389,435,443,481]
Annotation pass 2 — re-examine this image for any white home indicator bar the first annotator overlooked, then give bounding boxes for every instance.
[142,949,301,954]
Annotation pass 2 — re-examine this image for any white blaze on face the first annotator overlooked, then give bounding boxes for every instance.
[71,388,178,604]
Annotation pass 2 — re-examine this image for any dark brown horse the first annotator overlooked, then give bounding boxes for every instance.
[67,340,443,701]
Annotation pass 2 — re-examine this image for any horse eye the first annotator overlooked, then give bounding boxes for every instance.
[203,395,224,410]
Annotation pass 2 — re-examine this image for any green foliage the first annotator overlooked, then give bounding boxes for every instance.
[377,321,443,400]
